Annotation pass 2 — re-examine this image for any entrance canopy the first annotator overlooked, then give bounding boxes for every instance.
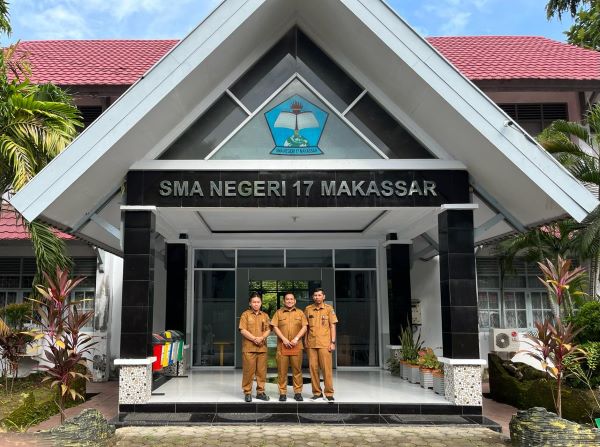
[10,0,598,254]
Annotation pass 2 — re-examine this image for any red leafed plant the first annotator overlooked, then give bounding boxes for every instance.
[31,267,96,423]
[537,256,586,319]
[524,318,584,418]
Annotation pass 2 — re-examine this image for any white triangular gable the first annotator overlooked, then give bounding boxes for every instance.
[10,0,598,253]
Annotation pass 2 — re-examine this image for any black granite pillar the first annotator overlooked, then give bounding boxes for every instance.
[386,238,412,344]
[438,210,479,359]
[165,243,187,334]
[120,211,155,358]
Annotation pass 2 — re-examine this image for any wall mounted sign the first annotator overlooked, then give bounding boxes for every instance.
[127,170,469,208]
[265,95,328,156]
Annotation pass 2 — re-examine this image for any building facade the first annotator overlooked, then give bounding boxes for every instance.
[7,0,600,412]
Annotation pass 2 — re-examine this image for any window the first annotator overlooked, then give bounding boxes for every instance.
[504,291,528,329]
[531,291,554,324]
[476,256,555,330]
[499,103,568,136]
[478,291,500,329]
[78,106,103,128]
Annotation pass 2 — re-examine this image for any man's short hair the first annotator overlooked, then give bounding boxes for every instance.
[249,292,262,302]
[312,287,325,295]
[283,291,295,299]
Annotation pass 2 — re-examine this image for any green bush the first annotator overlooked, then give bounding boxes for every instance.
[570,301,600,342]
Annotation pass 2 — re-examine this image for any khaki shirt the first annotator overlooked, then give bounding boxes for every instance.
[304,303,338,349]
[270,307,308,351]
[239,309,270,353]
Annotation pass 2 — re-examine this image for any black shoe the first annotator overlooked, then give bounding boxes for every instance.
[244,394,252,403]
[279,394,287,402]
[311,394,323,400]
[326,396,335,402]
[294,393,303,402]
[256,393,270,401]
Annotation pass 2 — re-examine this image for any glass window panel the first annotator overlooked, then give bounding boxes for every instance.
[237,250,284,268]
[490,312,500,328]
[544,311,554,322]
[193,270,236,367]
[6,291,17,305]
[286,249,333,268]
[478,292,488,310]
[346,93,433,159]
[516,292,526,309]
[488,292,499,309]
[194,250,235,269]
[504,275,526,288]
[196,271,235,299]
[528,276,544,289]
[478,276,500,288]
[517,311,527,328]
[335,249,376,268]
[335,271,378,366]
[505,310,516,328]
[531,293,541,309]
[504,292,515,309]
[478,312,489,328]
[296,29,363,111]
[160,95,247,160]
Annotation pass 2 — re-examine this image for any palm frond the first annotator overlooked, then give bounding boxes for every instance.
[24,219,72,285]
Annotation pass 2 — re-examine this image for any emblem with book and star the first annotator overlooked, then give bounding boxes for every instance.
[265,95,328,155]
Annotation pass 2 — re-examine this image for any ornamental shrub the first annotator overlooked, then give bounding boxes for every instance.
[570,301,600,342]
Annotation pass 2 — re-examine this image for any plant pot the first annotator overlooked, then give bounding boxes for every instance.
[419,368,434,389]
[432,370,444,395]
[400,361,409,380]
[408,364,420,384]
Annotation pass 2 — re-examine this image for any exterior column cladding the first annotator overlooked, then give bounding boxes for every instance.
[120,210,155,358]
[386,241,412,344]
[438,209,483,406]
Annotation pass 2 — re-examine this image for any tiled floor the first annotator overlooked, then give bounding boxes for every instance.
[149,370,449,404]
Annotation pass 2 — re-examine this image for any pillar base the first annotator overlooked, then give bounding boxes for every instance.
[439,357,486,406]
[114,357,156,404]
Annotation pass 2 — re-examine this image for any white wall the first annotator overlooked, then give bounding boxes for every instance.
[410,257,443,358]
[102,252,123,376]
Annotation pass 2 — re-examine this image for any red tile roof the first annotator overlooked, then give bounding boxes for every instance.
[428,36,600,81]
[12,36,600,86]
[0,208,74,240]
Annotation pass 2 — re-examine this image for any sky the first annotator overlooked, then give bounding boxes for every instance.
[4,0,574,43]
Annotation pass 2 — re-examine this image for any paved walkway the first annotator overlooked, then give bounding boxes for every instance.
[113,425,509,446]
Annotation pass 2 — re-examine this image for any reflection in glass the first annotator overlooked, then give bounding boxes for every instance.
[194,250,235,268]
[193,271,236,366]
[286,249,333,267]
[334,249,376,268]
[238,250,284,268]
[335,271,378,366]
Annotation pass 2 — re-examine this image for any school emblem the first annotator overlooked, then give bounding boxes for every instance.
[265,95,328,155]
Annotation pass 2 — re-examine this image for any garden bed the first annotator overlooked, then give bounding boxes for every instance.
[0,372,87,431]
[488,353,599,425]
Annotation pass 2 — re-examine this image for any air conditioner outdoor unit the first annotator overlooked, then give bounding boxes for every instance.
[490,328,520,352]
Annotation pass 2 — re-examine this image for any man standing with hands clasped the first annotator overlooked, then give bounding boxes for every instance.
[271,292,308,401]
[304,288,338,402]
[239,292,271,402]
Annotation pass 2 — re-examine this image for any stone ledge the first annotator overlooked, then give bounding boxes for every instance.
[114,357,156,366]
[439,357,487,366]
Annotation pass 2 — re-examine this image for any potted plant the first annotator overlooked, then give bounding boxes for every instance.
[432,368,445,395]
[400,326,423,384]
[417,348,440,389]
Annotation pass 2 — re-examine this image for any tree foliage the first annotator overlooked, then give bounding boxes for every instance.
[0,0,81,283]
[546,0,600,50]
[546,0,590,19]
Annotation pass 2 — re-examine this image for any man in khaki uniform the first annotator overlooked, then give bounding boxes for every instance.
[304,288,338,401]
[239,292,271,402]
[270,292,308,402]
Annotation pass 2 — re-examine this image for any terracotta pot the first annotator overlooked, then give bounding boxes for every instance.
[419,367,434,389]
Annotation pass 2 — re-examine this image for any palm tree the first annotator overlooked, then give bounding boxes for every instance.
[536,103,600,295]
[0,1,82,281]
